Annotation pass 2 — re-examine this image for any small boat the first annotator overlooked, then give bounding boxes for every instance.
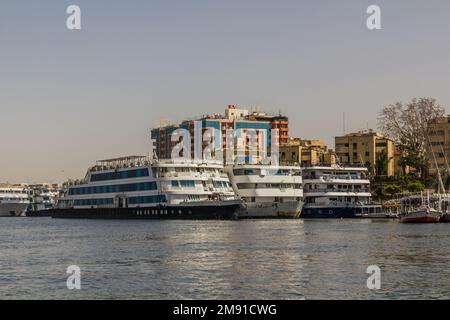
[401,207,441,223]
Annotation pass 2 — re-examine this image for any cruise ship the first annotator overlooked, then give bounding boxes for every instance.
[225,164,303,218]
[47,156,241,219]
[0,187,30,217]
[26,185,62,216]
[301,165,383,218]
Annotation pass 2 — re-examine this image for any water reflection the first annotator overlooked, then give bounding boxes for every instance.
[0,218,448,299]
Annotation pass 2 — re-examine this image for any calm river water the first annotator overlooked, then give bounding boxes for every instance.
[0,218,449,299]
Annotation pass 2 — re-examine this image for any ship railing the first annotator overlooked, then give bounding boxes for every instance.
[308,188,370,193]
[303,174,366,180]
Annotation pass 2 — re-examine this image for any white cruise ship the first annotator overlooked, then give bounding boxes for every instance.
[50,156,241,219]
[225,164,303,218]
[29,185,62,212]
[301,165,383,218]
[0,187,30,217]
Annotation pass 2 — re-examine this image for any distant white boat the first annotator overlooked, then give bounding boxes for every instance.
[0,187,30,217]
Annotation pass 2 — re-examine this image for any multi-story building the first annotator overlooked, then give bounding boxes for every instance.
[280,138,336,166]
[428,115,450,175]
[151,105,288,164]
[335,130,395,177]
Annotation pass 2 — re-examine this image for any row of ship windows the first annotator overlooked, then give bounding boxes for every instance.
[171,180,195,188]
[237,183,303,189]
[233,169,301,176]
[212,181,232,188]
[306,184,368,190]
[0,197,28,201]
[304,173,365,179]
[243,197,302,203]
[170,180,231,188]
[155,167,219,174]
[90,168,150,182]
[74,195,167,206]
[0,190,28,194]
[74,198,113,206]
[128,195,167,204]
[136,208,193,216]
[69,182,158,195]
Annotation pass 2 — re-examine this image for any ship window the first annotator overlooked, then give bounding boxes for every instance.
[74,198,113,206]
[128,195,166,204]
[236,183,256,189]
[180,180,195,188]
[90,168,150,182]
[69,181,157,195]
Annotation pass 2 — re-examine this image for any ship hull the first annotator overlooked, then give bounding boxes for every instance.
[301,206,360,219]
[400,209,441,223]
[0,203,29,217]
[401,216,441,223]
[239,201,303,219]
[40,202,241,220]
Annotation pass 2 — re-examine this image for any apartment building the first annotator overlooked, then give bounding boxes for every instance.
[150,105,288,163]
[280,138,336,166]
[335,130,395,177]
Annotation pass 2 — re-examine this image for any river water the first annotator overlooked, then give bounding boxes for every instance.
[0,218,449,300]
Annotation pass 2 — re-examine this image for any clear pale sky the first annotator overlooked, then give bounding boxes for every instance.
[1,0,450,183]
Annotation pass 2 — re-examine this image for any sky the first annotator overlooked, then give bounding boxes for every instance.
[1,0,450,183]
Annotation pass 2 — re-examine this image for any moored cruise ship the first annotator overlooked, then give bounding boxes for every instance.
[0,187,30,217]
[225,164,303,218]
[48,156,241,219]
[301,165,383,218]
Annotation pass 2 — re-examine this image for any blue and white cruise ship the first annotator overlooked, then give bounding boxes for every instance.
[49,156,241,219]
[301,165,383,218]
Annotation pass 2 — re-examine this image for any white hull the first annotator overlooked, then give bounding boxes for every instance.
[239,200,304,218]
[0,203,29,217]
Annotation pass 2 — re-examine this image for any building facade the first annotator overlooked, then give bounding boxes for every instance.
[335,130,396,177]
[428,115,450,175]
[280,138,336,166]
[151,105,288,164]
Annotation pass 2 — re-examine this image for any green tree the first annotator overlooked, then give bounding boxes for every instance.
[383,184,402,196]
[374,186,385,198]
[375,150,388,176]
[407,181,425,193]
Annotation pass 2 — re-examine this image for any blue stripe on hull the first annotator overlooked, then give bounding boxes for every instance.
[301,207,358,219]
